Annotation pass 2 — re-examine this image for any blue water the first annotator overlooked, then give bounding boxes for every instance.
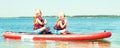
[0,17,120,48]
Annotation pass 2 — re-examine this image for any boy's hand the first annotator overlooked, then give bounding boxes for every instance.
[44,19,47,24]
[64,20,67,24]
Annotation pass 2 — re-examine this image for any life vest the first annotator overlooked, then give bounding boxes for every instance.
[54,19,66,30]
[33,16,44,30]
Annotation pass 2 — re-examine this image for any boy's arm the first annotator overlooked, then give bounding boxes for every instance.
[44,19,47,24]
[36,18,44,25]
[64,20,67,27]
[60,20,67,28]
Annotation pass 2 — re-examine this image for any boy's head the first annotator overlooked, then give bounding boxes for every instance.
[58,12,65,20]
[34,9,42,17]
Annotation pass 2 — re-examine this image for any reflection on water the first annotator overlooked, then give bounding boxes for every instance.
[3,39,110,48]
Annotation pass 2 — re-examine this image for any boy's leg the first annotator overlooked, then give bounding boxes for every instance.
[60,29,68,34]
[55,30,61,34]
[39,27,46,32]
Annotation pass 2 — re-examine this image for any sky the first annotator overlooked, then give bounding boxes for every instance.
[0,0,120,17]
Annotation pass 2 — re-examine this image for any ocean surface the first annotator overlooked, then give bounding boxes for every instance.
[0,17,120,48]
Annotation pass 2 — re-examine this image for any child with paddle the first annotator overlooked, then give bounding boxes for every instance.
[33,9,51,34]
[54,12,71,34]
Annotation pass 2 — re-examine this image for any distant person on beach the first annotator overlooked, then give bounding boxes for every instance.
[33,9,51,34]
[54,12,71,34]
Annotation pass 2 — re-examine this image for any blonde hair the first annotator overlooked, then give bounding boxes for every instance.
[33,9,42,24]
[58,12,65,18]
[34,9,42,15]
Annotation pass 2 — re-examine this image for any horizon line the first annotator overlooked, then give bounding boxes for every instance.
[0,15,120,18]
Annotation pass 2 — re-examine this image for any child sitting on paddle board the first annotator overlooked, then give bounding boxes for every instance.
[33,9,49,34]
[54,12,70,34]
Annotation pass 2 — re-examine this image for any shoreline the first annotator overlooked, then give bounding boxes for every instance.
[0,15,120,18]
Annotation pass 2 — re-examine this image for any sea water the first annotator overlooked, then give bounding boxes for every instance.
[0,17,120,48]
